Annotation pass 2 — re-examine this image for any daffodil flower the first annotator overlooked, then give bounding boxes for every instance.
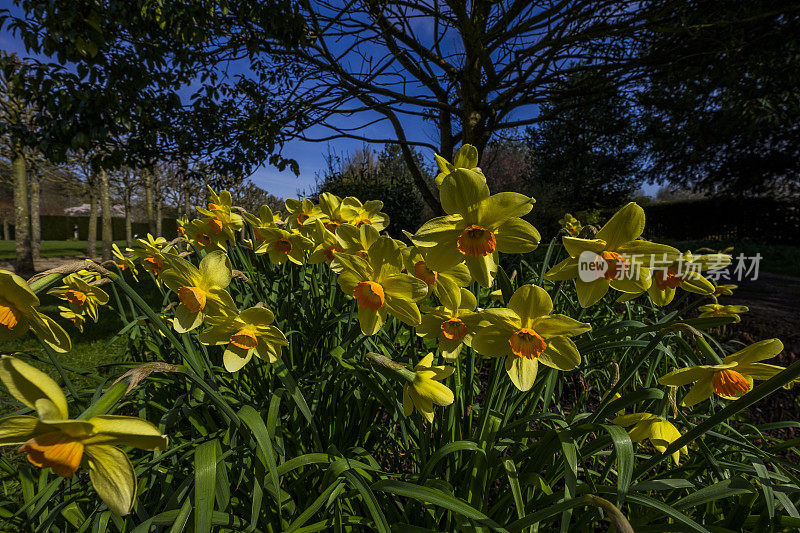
[471,284,591,391]
[129,234,175,279]
[0,270,71,353]
[243,205,283,241]
[307,192,361,233]
[308,221,344,264]
[698,303,748,323]
[48,273,110,323]
[333,223,381,261]
[58,306,86,332]
[161,251,237,332]
[285,198,320,228]
[402,245,471,310]
[545,203,680,307]
[642,252,731,306]
[176,214,189,238]
[253,227,314,265]
[433,144,484,187]
[612,412,687,465]
[331,236,427,335]
[411,169,540,287]
[417,288,481,360]
[112,244,138,279]
[0,356,168,515]
[558,213,583,236]
[196,187,244,239]
[184,218,229,252]
[347,198,389,230]
[200,306,288,372]
[658,339,785,406]
[402,353,455,422]
[713,284,737,296]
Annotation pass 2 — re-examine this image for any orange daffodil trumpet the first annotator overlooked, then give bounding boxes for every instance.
[402,244,472,310]
[658,339,786,406]
[199,305,288,372]
[160,250,236,332]
[0,270,71,353]
[331,237,427,335]
[417,288,481,361]
[545,202,680,307]
[285,198,320,228]
[0,356,167,515]
[612,412,687,465]
[411,168,540,287]
[472,285,591,391]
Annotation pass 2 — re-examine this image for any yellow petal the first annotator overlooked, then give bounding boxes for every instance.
[681,376,714,407]
[595,202,645,251]
[84,444,137,516]
[358,307,384,336]
[0,415,44,445]
[0,356,69,420]
[439,169,490,217]
[563,237,606,258]
[658,365,720,387]
[471,323,516,358]
[383,295,422,327]
[223,345,254,372]
[504,355,538,392]
[476,194,534,230]
[199,250,232,289]
[575,278,610,308]
[532,315,591,338]
[612,412,658,428]
[508,285,552,326]
[544,257,579,281]
[465,252,497,288]
[723,339,783,365]
[84,416,168,450]
[538,336,581,371]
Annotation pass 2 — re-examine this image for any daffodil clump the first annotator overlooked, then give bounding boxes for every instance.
[3,146,797,530]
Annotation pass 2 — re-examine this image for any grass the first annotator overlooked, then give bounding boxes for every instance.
[663,239,800,277]
[0,239,128,260]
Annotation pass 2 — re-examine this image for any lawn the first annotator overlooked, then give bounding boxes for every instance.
[0,239,128,260]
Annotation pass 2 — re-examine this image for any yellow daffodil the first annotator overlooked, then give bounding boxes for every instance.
[58,306,86,332]
[285,198,321,228]
[333,223,382,261]
[558,213,583,236]
[176,214,189,238]
[612,412,687,465]
[713,284,737,296]
[196,187,244,240]
[402,245,472,310]
[658,339,785,406]
[252,227,313,265]
[698,303,748,322]
[411,169,540,287]
[331,236,427,335]
[347,198,389,231]
[0,356,168,515]
[433,144,483,187]
[307,192,361,233]
[545,203,680,307]
[129,234,175,279]
[471,284,591,391]
[402,353,455,422]
[184,217,228,251]
[642,253,731,306]
[200,306,288,372]
[307,221,344,264]
[417,288,481,360]
[243,205,283,241]
[0,270,71,353]
[48,274,109,323]
[160,251,236,332]
[112,244,138,280]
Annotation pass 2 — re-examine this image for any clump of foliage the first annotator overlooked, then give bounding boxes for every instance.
[1,146,799,532]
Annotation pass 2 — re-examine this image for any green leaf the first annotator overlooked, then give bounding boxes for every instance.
[194,439,218,533]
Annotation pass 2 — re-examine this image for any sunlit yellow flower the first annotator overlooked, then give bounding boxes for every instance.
[402,245,472,309]
[698,303,748,323]
[285,198,320,228]
[307,221,344,264]
[306,192,361,233]
[161,251,236,332]
[112,244,138,280]
[658,339,785,406]
[402,353,454,422]
[129,234,175,279]
[176,214,189,238]
[252,227,313,265]
[411,169,540,287]
[244,204,283,241]
[331,237,427,335]
[417,288,481,360]
[558,213,583,236]
[347,198,389,231]
[0,356,168,515]
[48,274,109,323]
[642,252,731,306]
[184,218,229,252]
[713,284,737,296]
[333,223,382,261]
[58,306,85,332]
[612,412,687,465]
[196,187,244,239]
[433,144,483,187]
[471,285,591,391]
[0,270,71,353]
[545,203,680,307]
[200,306,288,372]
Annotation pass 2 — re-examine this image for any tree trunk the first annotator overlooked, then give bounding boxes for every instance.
[12,149,34,275]
[124,188,133,249]
[30,170,41,261]
[2,218,9,241]
[87,184,98,259]
[100,169,113,261]
[144,169,155,235]
[155,197,163,237]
